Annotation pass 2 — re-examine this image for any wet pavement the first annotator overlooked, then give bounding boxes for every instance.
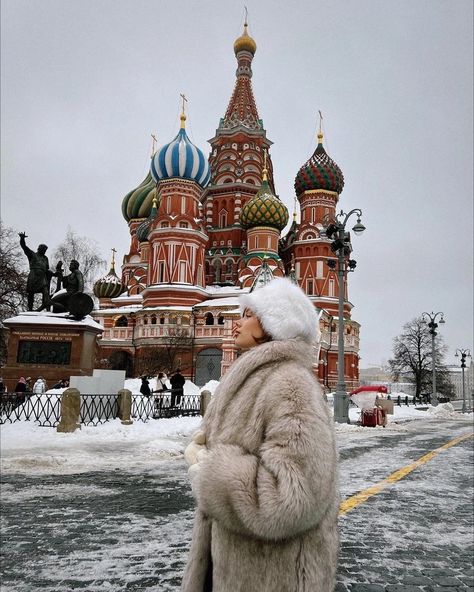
[1,418,473,591]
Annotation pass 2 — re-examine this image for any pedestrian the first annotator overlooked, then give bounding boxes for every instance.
[181,277,339,592]
[14,377,27,394]
[156,372,168,392]
[140,375,151,397]
[33,376,47,395]
[25,377,32,392]
[0,377,6,395]
[170,369,185,407]
[14,377,27,404]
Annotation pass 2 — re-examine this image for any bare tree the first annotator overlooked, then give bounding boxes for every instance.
[135,327,193,377]
[52,228,106,290]
[389,316,454,401]
[0,222,28,363]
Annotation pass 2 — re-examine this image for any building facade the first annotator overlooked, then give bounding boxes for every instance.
[92,23,361,389]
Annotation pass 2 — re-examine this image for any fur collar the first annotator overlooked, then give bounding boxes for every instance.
[213,338,314,402]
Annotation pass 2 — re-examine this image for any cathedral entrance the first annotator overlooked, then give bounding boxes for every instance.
[108,350,134,377]
[195,348,222,386]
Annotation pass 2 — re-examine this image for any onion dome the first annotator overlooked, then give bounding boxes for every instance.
[122,171,159,222]
[240,163,289,231]
[136,195,159,243]
[294,132,344,197]
[93,251,126,299]
[150,113,210,188]
[234,22,257,55]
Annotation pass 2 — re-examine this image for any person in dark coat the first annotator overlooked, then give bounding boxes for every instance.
[14,377,27,403]
[140,376,151,397]
[170,369,185,407]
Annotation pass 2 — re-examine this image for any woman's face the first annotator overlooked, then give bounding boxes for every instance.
[233,308,266,350]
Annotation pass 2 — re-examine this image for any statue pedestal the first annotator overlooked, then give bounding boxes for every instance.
[2,312,103,393]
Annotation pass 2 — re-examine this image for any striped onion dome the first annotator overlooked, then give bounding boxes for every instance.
[150,115,211,188]
[240,171,289,231]
[93,261,126,300]
[294,132,344,197]
[121,170,159,222]
[136,196,158,243]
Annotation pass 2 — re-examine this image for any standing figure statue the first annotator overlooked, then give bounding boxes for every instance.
[19,233,52,311]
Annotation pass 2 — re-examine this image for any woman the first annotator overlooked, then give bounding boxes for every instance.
[140,376,151,397]
[182,277,339,592]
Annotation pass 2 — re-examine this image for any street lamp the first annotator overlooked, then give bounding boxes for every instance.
[324,208,365,423]
[455,348,472,413]
[421,311,445,406]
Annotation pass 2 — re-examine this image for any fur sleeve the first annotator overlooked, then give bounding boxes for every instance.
[195,373,338,541]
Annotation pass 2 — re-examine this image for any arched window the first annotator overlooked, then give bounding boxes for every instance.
[143,316,148,325]
[225,259,233,275]
[219,210,228,228]
[217,315,225,325]
[159,317,165,325]
[115,316,128,327]
[151,315,157,325]
[205,312,214,325]
[213,259,222,283]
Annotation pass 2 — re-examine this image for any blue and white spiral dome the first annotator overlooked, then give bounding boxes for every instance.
[150,117,211,188]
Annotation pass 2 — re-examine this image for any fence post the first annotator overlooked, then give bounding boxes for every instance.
[57,388,81,433]
[118,389,133,425]
[200,389,211,416]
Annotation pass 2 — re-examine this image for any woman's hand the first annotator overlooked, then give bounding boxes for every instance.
[184,430,207,467]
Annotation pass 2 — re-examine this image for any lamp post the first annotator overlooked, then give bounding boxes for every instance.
[325,208,365,423]
[421,311,445,406]
[455,348,471,413]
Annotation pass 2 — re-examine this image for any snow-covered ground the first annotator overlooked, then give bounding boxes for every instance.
[1,400,471,476]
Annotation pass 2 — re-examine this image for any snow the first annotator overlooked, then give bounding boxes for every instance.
[2,311,103,330]
[1,417,202,475]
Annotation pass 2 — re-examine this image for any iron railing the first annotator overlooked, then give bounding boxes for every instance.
[132,392,202,421]
[80,394,120,426]
[0,393,62,427]
[1,391,203,426]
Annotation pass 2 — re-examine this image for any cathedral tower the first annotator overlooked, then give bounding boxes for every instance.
[202,21,276,286]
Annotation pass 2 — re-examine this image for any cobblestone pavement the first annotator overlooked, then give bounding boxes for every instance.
[1,418,472,591]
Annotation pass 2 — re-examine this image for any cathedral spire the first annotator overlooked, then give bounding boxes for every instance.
[221,19,260,131]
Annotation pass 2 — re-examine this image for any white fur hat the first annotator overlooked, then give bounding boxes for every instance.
[239,277,321,344]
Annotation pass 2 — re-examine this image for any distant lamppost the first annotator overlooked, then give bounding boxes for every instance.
[421,311,445,406]
[325,209,365,423]
[455,348,472,413]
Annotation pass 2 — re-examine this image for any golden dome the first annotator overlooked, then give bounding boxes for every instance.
[234,23,257,55]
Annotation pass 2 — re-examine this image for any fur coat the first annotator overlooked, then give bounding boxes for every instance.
[181,338,339,592]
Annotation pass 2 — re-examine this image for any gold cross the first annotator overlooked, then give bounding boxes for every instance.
[151,134,157,157]
[111,248,117,267]
[180,93,188,115]
[244,6,248,25]
[318,110,323,133]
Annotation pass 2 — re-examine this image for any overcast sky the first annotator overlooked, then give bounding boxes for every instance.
[1,0,472,368]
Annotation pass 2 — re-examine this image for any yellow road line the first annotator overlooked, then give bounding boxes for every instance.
[339,431,474,517]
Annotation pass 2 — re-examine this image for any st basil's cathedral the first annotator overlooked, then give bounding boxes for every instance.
[92,22,360,389]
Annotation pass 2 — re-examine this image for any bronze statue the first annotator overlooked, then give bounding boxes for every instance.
[19,232,93,320]
[50,260,92,319]
[58,260,85,295]
[19,233,52,311]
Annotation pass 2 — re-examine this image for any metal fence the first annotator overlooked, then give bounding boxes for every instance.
[0,391,202,427]
[133,392,202,421]
[0,393,62,427]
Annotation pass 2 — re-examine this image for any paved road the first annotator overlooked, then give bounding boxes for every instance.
[1,418,472,591]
